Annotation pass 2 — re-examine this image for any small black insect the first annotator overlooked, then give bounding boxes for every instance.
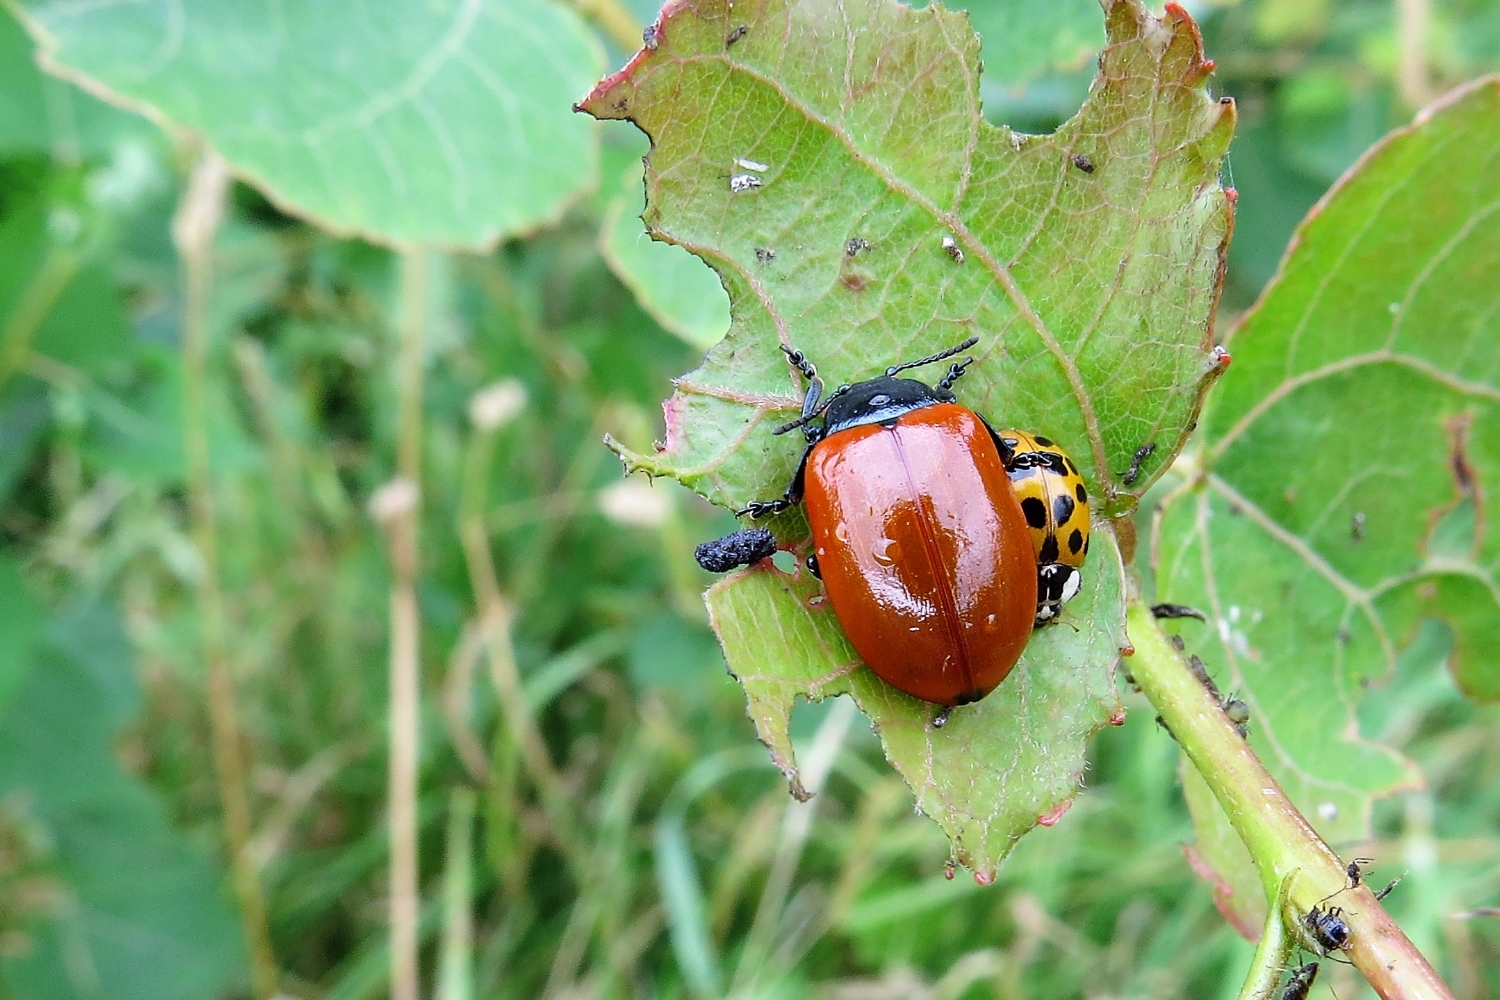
[755,247,776,264]
[1152,603,1207,621]
[1280,961,1319,1000]
[845,237,870,257]
[727,24,748,46]
[1303,904,1352,954]
[1120,442,1155,485]
[1187,654,1221,699]
[1071,153,1096,174]
[1222,696,1250,738]
[1345,857,1374,888]
[643,24,660,50]
[941,235,964,263]
[694,527,777,573]
[1375,874,1403,901]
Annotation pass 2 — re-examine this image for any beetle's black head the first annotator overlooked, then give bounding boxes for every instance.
[821,375,951,436]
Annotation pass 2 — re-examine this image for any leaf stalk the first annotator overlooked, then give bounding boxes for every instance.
[1124,597,1454,1000]
[172,148,280,999]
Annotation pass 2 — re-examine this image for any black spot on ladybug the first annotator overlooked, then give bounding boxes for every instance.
[1034,435,1054,446]
[1063,457,1079,476]
[1039,534,1060,563]
[1075,483,1087,503]
[1021,497,1048,529]
[1083,536,1090,555]
[1068,529,1084,555]
[1053,494,1075,527]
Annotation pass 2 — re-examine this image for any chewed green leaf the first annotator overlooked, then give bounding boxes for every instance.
[15,0,602,249]
[707,527,1125,880]
[580,0,1233,875]
[1153,78,1500,868]
[580,0,1233,513]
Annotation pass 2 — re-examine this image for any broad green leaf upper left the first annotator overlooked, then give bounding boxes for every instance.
[12,0,604,249]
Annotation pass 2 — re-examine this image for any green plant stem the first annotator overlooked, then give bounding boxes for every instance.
[568,0,642,52]
[386,248,429,1000]
[172,149,279,1000]
[1125,597,1453,1000]
[0,248,79,396]
[1236,877,1297,1000]
[1397,0,1433,108]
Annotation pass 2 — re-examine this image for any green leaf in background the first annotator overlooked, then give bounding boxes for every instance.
[0,11,147,158]
[947,0,1103,91]
[600,148,731,351]
[0,599,244,1000]
[1150,76,1500,913]
[13,0,605,249]
[0,556,42,713]
[580,0,1234,876]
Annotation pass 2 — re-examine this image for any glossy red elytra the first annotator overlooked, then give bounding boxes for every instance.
[735,339,1038,706]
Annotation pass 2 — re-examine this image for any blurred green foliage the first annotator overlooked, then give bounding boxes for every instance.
[0,2,1496,1000]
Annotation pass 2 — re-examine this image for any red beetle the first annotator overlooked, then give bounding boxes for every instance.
[734,338,1038,707]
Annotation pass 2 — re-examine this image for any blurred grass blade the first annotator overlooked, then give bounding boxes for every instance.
[522,629,629,710]
[654,747,774,997]
[436,787,477,1000]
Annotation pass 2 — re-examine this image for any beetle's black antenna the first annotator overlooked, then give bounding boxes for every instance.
[885,336,980,377]
[933,358,974,395]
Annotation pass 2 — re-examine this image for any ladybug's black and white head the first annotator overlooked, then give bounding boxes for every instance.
[820,376,952,437]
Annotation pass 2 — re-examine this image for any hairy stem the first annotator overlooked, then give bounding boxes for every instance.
[172,149,280,1000]
[382,249,430,1000]
[1125,598,1453,1000]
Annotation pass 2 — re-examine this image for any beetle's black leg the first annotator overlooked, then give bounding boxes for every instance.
[736,497,796,518]
[735,443,814,518]
[805,552,820,578]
